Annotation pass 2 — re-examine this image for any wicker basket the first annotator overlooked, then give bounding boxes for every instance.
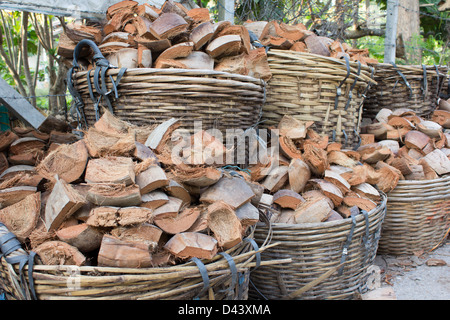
[261,49,376,149]
[377,175,450,256]
[249,193,387,300]
[363,63,448,120]
[71,68,266,134]
[0,226,271,300]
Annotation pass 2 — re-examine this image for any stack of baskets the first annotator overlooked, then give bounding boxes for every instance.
[363,63,448,120]
[377,175,450,255]
[260,49,376,149]
[249,193,387,300]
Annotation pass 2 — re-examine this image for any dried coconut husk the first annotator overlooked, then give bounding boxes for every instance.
[0,171,43,189]
[170,163,222,187]
[248,157,272,182]
[207,201,242,249]
[86,183,141,207]
[277,115,313,140]
[0,186,37,208]
[0,152,7,175]
[303,144,328,175]
[83,126,136,158]
[340,165,368,186]
[36,140,88,183]
[94,108,156,144]
[0,192,40,242]
[134,157,159,175]
[303,128,329,150]
[279,135,302,160]
[29,221,57,249]
[154,206,201,234]
[34,240,86,266]
[85,156,136,185]
[367,165,399,193]
[94,108,132,135]
[0,130,19,151]
[306,178,343,207]
[110,223,162,251]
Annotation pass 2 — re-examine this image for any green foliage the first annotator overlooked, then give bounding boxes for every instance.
[357,36,386,62]
[375,0,449,40]
[0,10,48,109]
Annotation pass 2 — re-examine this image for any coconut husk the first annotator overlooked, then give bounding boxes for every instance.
[36,140,89,183]
[0,192,41,242]
[83,126,136,158]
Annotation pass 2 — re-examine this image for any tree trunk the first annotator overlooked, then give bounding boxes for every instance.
[397,0,421,64]
[21,12,37,108]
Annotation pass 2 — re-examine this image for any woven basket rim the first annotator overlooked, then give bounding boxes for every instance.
[391,174,450,186]
[73,67,267,86]
[371,62,448,72]
[257,192,387,230]
[267,49,377,84]
[387,175,450,202]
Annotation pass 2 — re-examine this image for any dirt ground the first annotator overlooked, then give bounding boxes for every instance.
[365,238,450,300]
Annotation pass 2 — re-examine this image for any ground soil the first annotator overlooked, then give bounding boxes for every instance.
[371,238,450,300]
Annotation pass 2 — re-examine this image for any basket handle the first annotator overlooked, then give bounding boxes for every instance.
[72,39,110,69]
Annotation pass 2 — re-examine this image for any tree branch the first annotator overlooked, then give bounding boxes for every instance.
[344,27,385,39]
[0,28,28,97]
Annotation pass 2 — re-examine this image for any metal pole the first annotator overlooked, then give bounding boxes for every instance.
[218,0,235,23]
[384,0,399,63]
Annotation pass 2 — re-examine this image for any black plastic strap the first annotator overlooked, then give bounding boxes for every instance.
[361,210,371,265]
[248,29,269,53]
[434,64,440,95]
[243,237,261,270]
[68,39,128,128]
[190,257,210,299]
[353,129,361,150]
[66,66,88,128]
[342,129,348,147]
[111,67,127,99]
[27,251,37,300]
[0,232,21,257]
[73,39,110,68]
[219,252,238,299]
[86,69,102,121]
[334,54,351,110]
[421,64,428,100]
[357,65,374,113]
[344,61,361,110]
[391,62,413,99]
[338,215,356,275]
[0,224,37,300]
